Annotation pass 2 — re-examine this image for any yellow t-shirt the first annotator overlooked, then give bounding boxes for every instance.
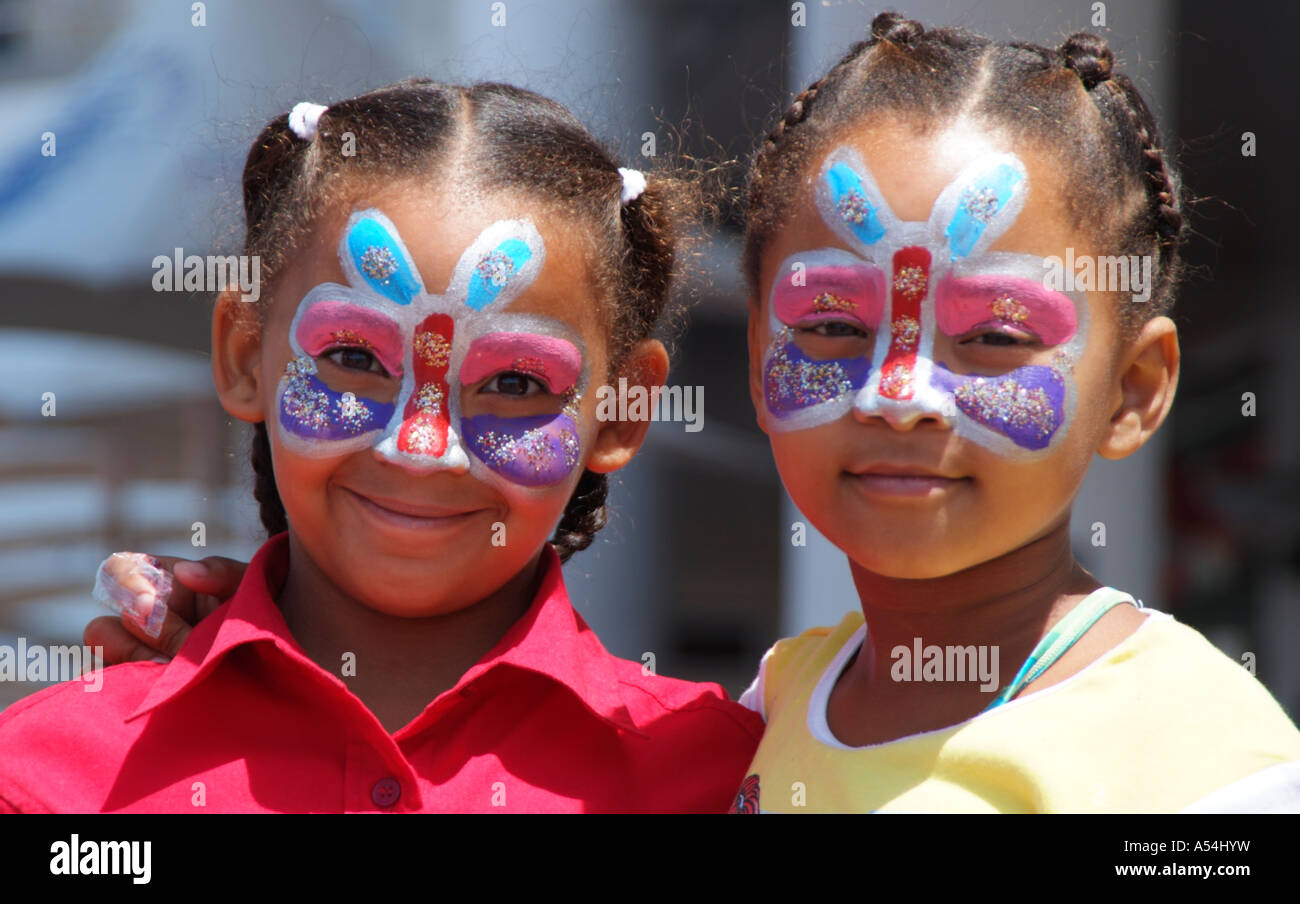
[735,599,1300,813]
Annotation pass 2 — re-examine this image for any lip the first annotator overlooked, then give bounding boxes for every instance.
[845,463,969,499]
[341,487,488,531]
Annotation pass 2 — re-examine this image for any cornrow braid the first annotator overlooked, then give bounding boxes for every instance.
[551,469,609,562]
[250,421,288,536]
[744,11,1187,332]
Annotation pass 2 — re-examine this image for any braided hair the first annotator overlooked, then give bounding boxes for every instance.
[745,11,1186,334]
[239,79,688,560]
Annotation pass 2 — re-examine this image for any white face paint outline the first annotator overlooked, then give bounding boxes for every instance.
[276,208,591,491]
[760,146,1091,460]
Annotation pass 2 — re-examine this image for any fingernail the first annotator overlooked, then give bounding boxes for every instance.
[150,656,171,664]
[173,561,208,582]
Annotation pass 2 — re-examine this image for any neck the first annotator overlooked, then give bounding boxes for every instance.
[277,533,542,733]
[848,517,1099,691]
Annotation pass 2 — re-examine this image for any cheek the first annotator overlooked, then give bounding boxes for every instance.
[277,357,395,445]
[462,412,583,487]
[762,327,872,420]
[932,363,1068,452]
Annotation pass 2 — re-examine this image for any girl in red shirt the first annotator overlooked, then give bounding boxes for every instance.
[0,80,761,813]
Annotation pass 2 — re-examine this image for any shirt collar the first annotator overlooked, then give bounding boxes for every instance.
[126,534,645,737]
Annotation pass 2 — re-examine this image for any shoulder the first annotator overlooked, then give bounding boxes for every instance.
[737,611,865,721]
[0,661,166,812]
[1123,612,1297,723]
[606,655,764,745]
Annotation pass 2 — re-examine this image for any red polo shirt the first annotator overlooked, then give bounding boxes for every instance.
[0,534,762,812]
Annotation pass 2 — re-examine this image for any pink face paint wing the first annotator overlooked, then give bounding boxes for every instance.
[935,274,1077,345]
[459,333,582,394]
[295,301,405,376]
[397,313,453,457]
[771,262,887,329]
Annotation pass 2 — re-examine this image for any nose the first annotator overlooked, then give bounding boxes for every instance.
[852,371,953,431]
[373,429,471,474]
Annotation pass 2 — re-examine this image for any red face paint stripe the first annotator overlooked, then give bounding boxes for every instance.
[878,246,930,400]
[397,313,453,456]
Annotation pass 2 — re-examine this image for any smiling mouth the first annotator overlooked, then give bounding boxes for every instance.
[342,487,488,529]
[845,465,969,498]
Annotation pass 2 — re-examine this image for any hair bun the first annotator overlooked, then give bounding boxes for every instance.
[871,11,924,46]
[1061,32,1114,90]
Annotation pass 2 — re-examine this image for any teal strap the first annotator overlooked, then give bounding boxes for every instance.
[982,588,1138,713]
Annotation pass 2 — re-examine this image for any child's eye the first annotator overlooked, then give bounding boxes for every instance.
[799,321,870,339]
[323,346,389,376]
[481,371,548,397]
[959,329,1038,347]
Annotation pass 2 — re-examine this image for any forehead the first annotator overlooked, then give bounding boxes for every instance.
[299,181,603,327]
[775,115,1083,268]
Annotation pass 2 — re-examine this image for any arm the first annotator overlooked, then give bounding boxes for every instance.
[84,554,248,664]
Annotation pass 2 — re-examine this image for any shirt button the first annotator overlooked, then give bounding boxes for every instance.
[371,777,401,808]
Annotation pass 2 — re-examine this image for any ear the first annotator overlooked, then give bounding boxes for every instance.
[212,290,267,424]
[1097,315,1179,460]
[747,297,771,435]
[584,339,670,474]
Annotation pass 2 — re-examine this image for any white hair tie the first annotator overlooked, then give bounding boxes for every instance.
[618,167,646,205]
[288,102,329,141]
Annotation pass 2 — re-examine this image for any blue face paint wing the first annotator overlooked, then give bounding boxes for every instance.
[944,162,1025,259]
[345,214,422,305]
[465,238,533,311]
[824,161,887,246]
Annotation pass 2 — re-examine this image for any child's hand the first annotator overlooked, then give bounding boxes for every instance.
[84,553,248,664]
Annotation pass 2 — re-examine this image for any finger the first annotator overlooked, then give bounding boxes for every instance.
[84,616,170,666]
[115,603,194,661]
[171,556,248,601]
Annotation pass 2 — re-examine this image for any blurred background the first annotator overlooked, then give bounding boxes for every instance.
[1,0,1296,716]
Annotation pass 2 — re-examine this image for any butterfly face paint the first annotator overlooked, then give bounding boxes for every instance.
[276,209,589,488]
[760,146,1089,458]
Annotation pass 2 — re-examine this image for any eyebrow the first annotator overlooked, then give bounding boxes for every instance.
[934,273,1078,345]
[295,300,405,375]
[459,332,583,393]
[771,262,887,326]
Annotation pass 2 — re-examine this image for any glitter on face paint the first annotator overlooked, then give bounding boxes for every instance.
[404,418,440,454]
[336,392,372,434]
[476,250,516,287]
[511,356,546,375]
[414,330,451,368]
[282,357,331,431]
[891,316,920,350]
[561,387,581,417]
[990,295,1029,325]
[878,367,914,398]
[765,328,856,411]
[836,189,870,225]
[360,246,399,282]
[477,425,580,472]
[811,292,856,314]
[329,328,372,349]
[962,186,1000,225]
[954,377,1056,441]
[1051,348,1075,374]
[892,266,928,299]
[414,383,444,414]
